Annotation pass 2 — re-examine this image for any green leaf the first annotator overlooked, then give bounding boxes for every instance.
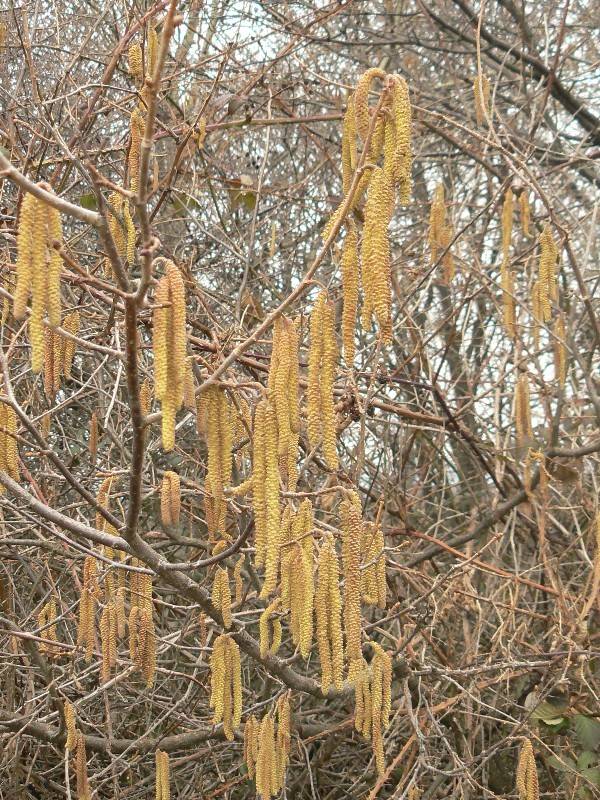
[547,754,577,773]
[573,715,600,752]
[532,697,569,722]
[580,767,600,787]
[79,192,98,210]
[578,751,598,771]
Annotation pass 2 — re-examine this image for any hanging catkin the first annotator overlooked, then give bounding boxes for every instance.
[514,372,533,447]
[211,562,232,629]
[140,378,153,416]
[160,470,180,527]
[0,401,20,487]
[128,571,156,686]
[315,535,344,693]
[341,490,363,665]
[99,599,117,683]
[128,42,143,80]
[155,749,170,800]
[307,292,339,469]
[75,730,91,800]
[361,523,386,608]
[209,634,242,741]
[146,24,159,76]
[244,715,260,780]
[516,739,539,800]
[38,598,59,656]
[128,109,144,194]
[251,399,280,595]
[501,261,517,339]
[153,261,187,451]
[267,316,299,488]
[349,657,372,739]
[389,74,412,204]
[255,713,276,800]
[341,95,358,195]
[107,192,126,259]
[473,73,490,126]
[259,598,282,658]
[361,166,394,341]
[183,356,196,409]
[77,556,98,663]
[14,188,63,372]
[204,386,233,537]
[428,183,446,265]
[62,311,80,378]
[64,701,77,751]
[520,191,531,236]
[353,68,386,141]
[369,641,392,776]
[501,188,514,260]
[538,224,558,322]
[340,222,359,364]
[286,541,314,659]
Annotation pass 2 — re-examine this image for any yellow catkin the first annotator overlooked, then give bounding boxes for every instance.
[0,401,20,484]
[1,270,12,325]
[147,24,159,76]
[77,556,98,663]
[315,535,344,692]
[320,299,339,470]
[260,400,281,597]
[520,191,531,236]
[390,75,412,203]
[160,471,180,527]
[14,191,63,370]
[361,523,386,609]
[89,412,98,464]
[429,183,446,264]
[233,556,244,605]
[553,313,567,387]
[38,598,59,656]
[129,573,156,686]
[107,192,126,258]
[153,262,187,451]
[183,357,196,409]
[341,94,357,195]
[211,564,232,629]
[370,641,392,776]
[124,202,136,264]
[502,187,514,260]
[140,378,153,416]
[341,222,359,365]
[196,116,207,150]
[244,715,260,780]
[286,541,314,659]
[439,224,454,283]
[259,598,281,658]
[100,600,117,683]
[354,68,387,141]
[205,386,233,537]
[349,657,372,738]
[64,701,77,750]
[361,167,394,341]
[43,328,60,398]
[275,693,291,789]
[341,491,363,664]
[75,730,91,800]
[515,372,533,447]
[538,224,558,321]
[473,73,490,126]
[129,109,144,194]
[307,292,325,450]
[155,749,170,800]
[516,739,539,800]
[128,42,143,80]
[501,260,517,339]
[255,713,276,800]
[62,310,80,378]
[210,634,242,741]
[14,193,35,319]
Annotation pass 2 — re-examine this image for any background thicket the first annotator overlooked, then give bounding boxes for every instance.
[0,1,599,798]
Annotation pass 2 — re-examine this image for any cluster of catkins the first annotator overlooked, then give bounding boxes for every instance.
[14,188,64,372]
[325,69,413,351]
[244,694,292,800]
